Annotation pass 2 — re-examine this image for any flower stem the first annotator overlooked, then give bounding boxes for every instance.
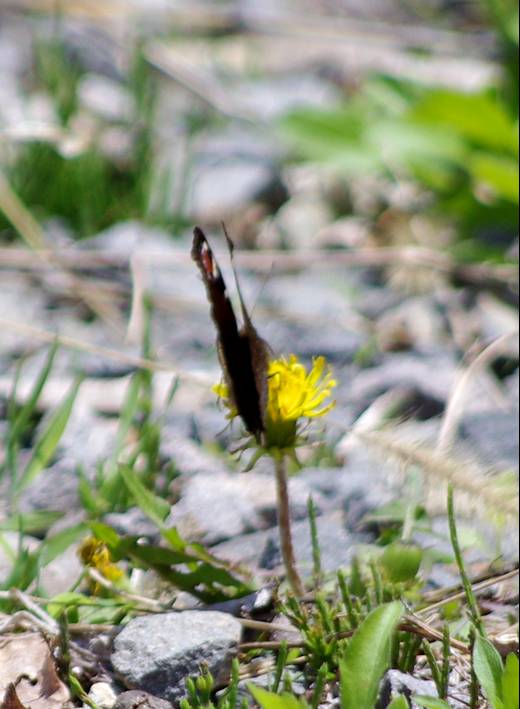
[274,455,305,598]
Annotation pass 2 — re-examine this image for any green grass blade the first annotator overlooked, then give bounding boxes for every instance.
[9,341,59,446]
[119,464,170,526]
[447,484,484,636]
[15,376,82,495]
[388,697,411,709]
[340,601,403,709]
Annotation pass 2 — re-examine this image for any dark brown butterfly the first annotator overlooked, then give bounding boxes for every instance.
[192,226,269,443]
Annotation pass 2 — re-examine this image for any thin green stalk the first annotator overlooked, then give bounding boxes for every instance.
[271,642,288,693]
[469,627,480,709]
[370,559,384,605]
[402,633,423,673]
[338,570,359,629]
[308,495,322,589]
[274,455,305,598]
[423,641,443,696]
[447,484,485,636]
[441,625,451,699]
[311,664,328,709]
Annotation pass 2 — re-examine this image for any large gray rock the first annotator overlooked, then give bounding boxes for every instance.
[111,611,242,704]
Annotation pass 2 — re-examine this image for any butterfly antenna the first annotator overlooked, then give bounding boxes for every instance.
[249,260,274,321]
[222,222,252,325]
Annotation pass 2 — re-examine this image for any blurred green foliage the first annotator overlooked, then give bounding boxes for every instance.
[280,0,519,262]
[0,38,163,239]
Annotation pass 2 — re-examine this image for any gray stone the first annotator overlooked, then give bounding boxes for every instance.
[160,434,226,478]
[187,160,279,222]
[212,511,368,578]
[77,73,134,122]
[104,507,161,541]
[300,466,393,524]
[39,542,84,597]
[170,471,319,545]
[378,669,467,709]
[18,460,81,515]
[377,670,438,708]
[114,689,172,709]
[83,682,118,709]
[237,74,340,121]
[462,411,519,469]
[111,611,242,704]
[113,691,172,709]
[348,353,458,411]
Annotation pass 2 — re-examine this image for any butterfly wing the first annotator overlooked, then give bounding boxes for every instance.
[192,227,268,441]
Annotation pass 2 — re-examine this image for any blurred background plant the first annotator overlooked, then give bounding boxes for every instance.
[280,0,519,264]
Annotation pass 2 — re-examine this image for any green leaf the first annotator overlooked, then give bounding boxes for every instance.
[40,523,86,566]
[340,601,404,709]
[108,373,142,469]
[248,685,309,709]
[503,654,519,709]
[411,90,518,154]
[380,543,423,583]
[119,465,171,527]
[470,153,519,203]
[87,521,121,548]
[388,696,410,709]
[16,377,82,494]
[0,510,63,535]
[9,341,59,446]
[474,636,505,709]
[414,698,452,709]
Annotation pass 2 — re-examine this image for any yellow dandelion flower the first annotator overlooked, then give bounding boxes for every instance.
[78,536,124,594]
[214,354,336,451]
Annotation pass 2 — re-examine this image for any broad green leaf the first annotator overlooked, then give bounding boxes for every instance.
[503,654,519,709]
[119,465,171,526]
[388,696,410,709]
[412,90,518,154]
[248,685,308,709]
[470,154,519,203]
[46,591,128,618]
[340,601,404,709]
[414,698,452,709]
[380,543,423,583]
[16,377,82,494]
[474,636,505,709]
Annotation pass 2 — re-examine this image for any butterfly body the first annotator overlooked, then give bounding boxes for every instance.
[192,227,269,443]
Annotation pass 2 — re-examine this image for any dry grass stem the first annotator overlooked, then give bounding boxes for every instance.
[355,429,519,519]
[438,332,520,453]
[0,245,518,284]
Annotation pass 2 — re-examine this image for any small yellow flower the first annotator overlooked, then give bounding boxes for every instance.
[78,536,124,594]
[214,354,336,451]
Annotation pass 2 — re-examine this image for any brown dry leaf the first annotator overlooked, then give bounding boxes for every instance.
[0,633,71,709]
[1,685,28,709]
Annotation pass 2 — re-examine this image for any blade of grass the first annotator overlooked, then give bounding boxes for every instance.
[15,376,82,496]
[447,484,485,635]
